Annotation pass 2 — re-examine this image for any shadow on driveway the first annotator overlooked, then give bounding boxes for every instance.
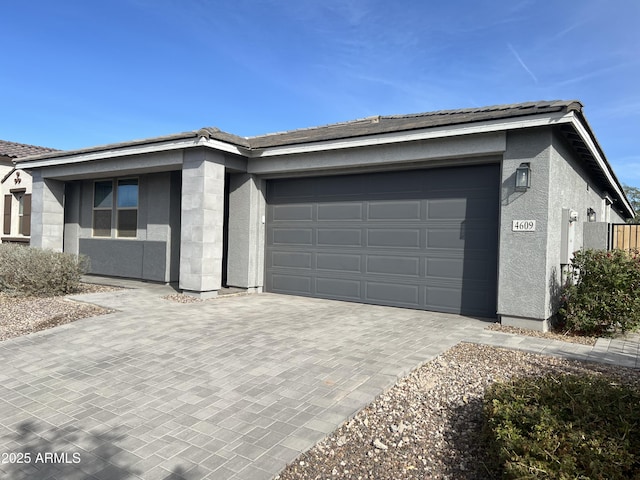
[1,421,197,480]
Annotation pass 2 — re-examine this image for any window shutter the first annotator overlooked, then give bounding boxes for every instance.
[3,195,11,235]
[21,194,31,236]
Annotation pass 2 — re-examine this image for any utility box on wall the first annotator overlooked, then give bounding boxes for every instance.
[560,208,578,264]
[583,222,609,250]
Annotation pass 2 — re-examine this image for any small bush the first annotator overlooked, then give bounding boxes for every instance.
[558,249,640,336]
[0,244,89,296]
[483,373,640,479]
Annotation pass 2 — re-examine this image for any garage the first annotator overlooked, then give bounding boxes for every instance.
[265,164,500,317]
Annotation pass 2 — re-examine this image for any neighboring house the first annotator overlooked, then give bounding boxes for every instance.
[15,100,635,331]
[1,140,58,244]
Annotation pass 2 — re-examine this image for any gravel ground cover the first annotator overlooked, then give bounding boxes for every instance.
[0,283,118,342]
[276,342,639,480]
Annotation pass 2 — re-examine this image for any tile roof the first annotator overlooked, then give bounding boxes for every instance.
[15,100,583,161]
[245,100,583,148]
[0,139,59,159]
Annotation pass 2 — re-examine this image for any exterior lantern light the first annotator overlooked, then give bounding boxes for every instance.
[515,163,531,191]
[587,207,597,222]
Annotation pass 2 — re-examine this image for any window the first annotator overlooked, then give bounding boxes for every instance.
[18,194,31,236]
[3,192,31,237]
[117,179,138,238]
[93,181,113,237]
[92,178,138,238]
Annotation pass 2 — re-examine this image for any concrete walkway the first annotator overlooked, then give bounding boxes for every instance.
[0,280,638,480]
[474,328,640,369]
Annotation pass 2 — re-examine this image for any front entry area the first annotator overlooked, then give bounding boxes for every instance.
[265,164,500,317]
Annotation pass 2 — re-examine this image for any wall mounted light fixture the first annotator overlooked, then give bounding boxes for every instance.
[515,163,531,191]
[587,207,597,222]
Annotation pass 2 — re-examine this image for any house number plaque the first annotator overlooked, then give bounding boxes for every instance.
[512,220,536,232]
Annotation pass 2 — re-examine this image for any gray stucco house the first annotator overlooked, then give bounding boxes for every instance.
[15,100,635,331]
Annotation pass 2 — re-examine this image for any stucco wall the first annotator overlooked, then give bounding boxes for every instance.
[545,131,610,317]
[2,168,32,193]
[497,128,552,323]
[610,208,627,224]
[249,132,506,176]
[38,150,183,180]
[226,173,265,290]
[497,127,625,330]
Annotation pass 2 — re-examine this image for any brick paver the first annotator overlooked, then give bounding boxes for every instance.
[0,282,488,480]
[473,330,640,368]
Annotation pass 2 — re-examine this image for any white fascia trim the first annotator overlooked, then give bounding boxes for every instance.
[198,137,249,156]
[568,114,634,216]
[16,136,247,169]
[252,111,574,158]
[16,138,198,169]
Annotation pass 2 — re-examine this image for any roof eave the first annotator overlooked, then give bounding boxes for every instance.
[15,130,251,169]
[250,110,575,158]
[564,112,635,219]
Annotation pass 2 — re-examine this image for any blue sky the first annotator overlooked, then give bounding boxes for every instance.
[2,0,639,186]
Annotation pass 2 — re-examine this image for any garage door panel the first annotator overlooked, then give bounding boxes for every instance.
[271,251,312,269]
[427,228,465,248]
[317,277,361,298]
[318,203,363,221]
[368,201,421,220]
[366,171,424,194]
[315,175,365,198]
[265,164,498,317]
[368,229,421,248]
[271,274,312,294]
[461,226,495,250]
[268,178,316,201]
[272,228,313,245]
[465,197,501,219]
[272,205,313,221]
[426,257,464,279]
[424,167,491,191]
[366,255,420,276]
[366,282,420,306]
[426,286,462,311]
[316,253,362,272]
[428,198,469,219]
[317,229,363,246]
[426,256,493,281]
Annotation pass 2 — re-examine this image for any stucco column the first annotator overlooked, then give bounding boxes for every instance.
[226,173,265,291]
[30,172,65,251]
[497,129,552,330]
[179,149,225,297]
[63,181,81,256]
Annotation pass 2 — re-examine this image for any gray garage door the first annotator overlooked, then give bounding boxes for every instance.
[265,164,499,317]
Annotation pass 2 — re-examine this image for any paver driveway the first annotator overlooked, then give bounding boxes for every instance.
[0,285,490,480]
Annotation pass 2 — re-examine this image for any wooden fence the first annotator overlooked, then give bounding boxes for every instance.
[609,224,640,253]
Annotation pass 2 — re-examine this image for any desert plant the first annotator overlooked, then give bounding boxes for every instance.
[558,249,640,336]
[483,373,640,479]
[0,244,89,296]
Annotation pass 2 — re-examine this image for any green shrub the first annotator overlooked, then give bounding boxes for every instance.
[558,249,640,336]
[483,373,640,479]
[0,244,89,296]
